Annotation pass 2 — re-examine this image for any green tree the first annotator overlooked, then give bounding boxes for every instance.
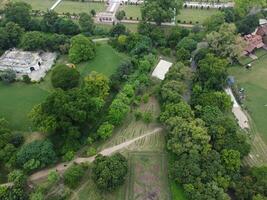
[116,10,126,21]
[79,12,95,34]
[8,170,26,187]
[196,54,228,90]
[221,149,241,172]
[176,47,191,62]
[55,18,80,35]
[97,122,114,140]
[92,153,128,191]
[51,64,80,90]
[69,35,96,64]
[40,10,59,33]
[110,23,126,37]
[4,22,24,49]
[0,69,16,84]
[206,23,245,60]
[234,0,266,16]
[176,37,197,53]
[4,2,31,29]
[63,164,85,189]
[83,72,110,99]
[16,140,57,171]
[141,0,182,25]
[160,80,186,103]
[203,12,225,32]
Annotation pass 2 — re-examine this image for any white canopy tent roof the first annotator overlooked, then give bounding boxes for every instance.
[152,59,173,80]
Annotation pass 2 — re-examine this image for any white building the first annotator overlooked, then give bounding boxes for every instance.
[0,49,56,81]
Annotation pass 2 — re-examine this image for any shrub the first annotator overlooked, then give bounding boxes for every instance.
[86,147,96,156]
[142,112,153,124]
[16,140,57,171]
[92,153,128,191]
[63,164,85,189]
[51,64,80,90]
[0,69,16,83]
[63,151,75,161]
[22,75,31,83]
[97,122,114,140]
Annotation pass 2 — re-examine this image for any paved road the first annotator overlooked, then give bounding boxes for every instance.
[29,127,162,183]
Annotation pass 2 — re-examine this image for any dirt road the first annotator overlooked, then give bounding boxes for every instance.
[29,127,162,183]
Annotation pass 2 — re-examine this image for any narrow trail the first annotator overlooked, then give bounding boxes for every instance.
[29,127,162,183]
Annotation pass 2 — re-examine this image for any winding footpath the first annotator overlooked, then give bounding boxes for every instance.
[29,127,162,183]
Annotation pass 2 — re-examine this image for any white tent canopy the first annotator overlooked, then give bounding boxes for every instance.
[152,59,173,80]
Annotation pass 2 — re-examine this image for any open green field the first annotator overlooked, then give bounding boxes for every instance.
[55,1,105,14]
[0,43,124,132]
[0,82,48,131]
[229,55,267,166]
[58,43,126,78]
[229,55,267,142]
[177,8,219,24]
[12,0,56,11]
[122,5,141,19]
[170,181,187,200]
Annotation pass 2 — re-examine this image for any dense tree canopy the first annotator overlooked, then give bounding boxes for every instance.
[141,0,182,25]
[195,54,228,90]
[207,23,245,60]
[4,2,31,29]
[16,140,56,171]
[68,35,96,64]
[51,64,80,90]
[92,153,128,191]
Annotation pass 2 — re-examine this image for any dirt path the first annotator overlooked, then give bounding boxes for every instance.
[29,127,162,183]
[225,87,250,129]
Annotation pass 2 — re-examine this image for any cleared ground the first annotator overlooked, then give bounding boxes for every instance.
[229,55,267,166]
[126,152,170,200]
[0,43,124,132]
[54,1,105,14]
[12,0,56,11]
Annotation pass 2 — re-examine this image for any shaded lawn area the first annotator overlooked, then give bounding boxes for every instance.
[54,1,105,14]
[0,82,48,131]
[177,8,219,24]
[0,43,125,131]
[229,55,267,142]
[170,181,187,200]
[12,0,56,11]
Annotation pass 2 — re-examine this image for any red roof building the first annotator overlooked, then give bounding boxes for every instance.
[243,34,265,55]
[256,24,267,37]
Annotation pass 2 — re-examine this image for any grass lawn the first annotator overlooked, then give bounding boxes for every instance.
[121,5,141,20]
[0,82,48,131]
[170,181,187,200]
[12,0,56,11]
[0,43,124,132]
[54,1,105,14]
[177,8,219,24]
[229,55,267,143]
[58,43,126,78]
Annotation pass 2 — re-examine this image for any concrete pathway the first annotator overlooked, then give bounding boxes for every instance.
[50,0,63,10]
[225,87,250,129]
[29,127,162,183]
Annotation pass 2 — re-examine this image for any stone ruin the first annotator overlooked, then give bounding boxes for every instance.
[0,49,57,81]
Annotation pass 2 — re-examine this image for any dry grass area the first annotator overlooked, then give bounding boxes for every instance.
[98,96,164,152]
[0,0,9,8]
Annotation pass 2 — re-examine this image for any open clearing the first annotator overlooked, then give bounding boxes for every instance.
[54,1,105,14]
[0,43,124,132]
[229,55,267,166]
[126,152,170,200]
[12,0,56,11]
